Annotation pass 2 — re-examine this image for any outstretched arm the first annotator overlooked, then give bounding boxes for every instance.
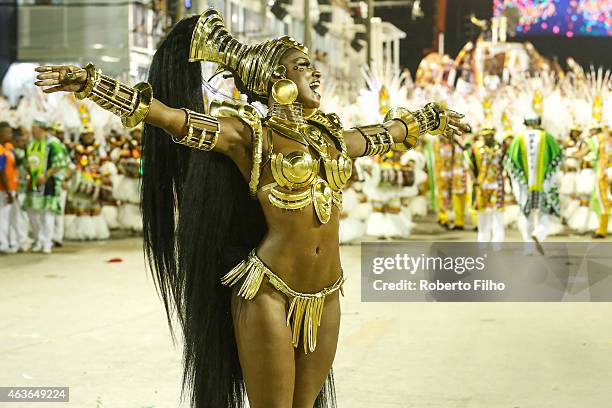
[34,64,251,160]
[343,103,470,158]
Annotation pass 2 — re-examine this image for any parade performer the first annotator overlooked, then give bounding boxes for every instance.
[0,122,19,253]
[64,124,111,240]
[562,126,597,234]
[451,138,470,230]
[338,160,371,244]
[559,126,582,222]
[98,135,120,230]
[425,135,453,228]
[467,126,506,246]
[22,119,69,253]
[115,125,143,232]
[11,128,32,251]
[500,118,520,228]
[51,122,69,246]
[584,122,611,238]
[399,149,428,219]
[580,73,611,238]
[504,111,562,253]
[364,153,414,239]
[11,128,32,252]
[34,8,469,407]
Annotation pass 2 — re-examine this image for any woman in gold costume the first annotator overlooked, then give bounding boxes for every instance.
[34,9,469,408]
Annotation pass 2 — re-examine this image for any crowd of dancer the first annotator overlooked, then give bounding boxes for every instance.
[0,98,142,254]
[1,62,610,255]
[333,62,611,249]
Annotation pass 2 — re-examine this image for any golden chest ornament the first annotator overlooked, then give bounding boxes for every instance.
[264,111,351,224]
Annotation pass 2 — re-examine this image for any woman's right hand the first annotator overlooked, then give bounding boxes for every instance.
[34,65,88,94]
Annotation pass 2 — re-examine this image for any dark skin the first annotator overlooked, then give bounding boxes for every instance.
[35,49,469,408]
[81,132,95,146]
[483,132,496,147]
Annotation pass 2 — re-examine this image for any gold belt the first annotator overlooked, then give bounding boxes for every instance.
[221,249,345,353]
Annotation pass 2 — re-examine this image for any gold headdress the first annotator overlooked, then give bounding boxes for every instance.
[189,8,307,98]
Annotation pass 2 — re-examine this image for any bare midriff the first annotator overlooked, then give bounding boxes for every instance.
[256,199,342,293]
[253,128,344,294]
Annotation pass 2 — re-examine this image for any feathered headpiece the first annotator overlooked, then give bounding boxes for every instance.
[585,67,611,129]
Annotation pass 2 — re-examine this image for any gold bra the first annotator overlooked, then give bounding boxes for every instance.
[260,111,352,224]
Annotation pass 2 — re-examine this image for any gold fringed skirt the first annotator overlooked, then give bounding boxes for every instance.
[221,249,345,353]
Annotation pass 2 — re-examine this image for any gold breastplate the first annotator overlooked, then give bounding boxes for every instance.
[261,111,352,224]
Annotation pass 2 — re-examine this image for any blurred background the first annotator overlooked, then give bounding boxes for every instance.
[1,2,612,407]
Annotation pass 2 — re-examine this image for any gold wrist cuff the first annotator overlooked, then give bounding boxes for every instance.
[122,82,153,128]
[75,63,153,129]
[354,124,394,156]
[173,108,221,151]
[384,105,440,151]
[75,63,98,99]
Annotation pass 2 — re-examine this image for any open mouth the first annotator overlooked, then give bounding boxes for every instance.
[309,80,321,91]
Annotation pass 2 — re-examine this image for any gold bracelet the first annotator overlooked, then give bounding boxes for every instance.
[354,124,394,156]
[173,108,221,151]
[75,63,153,128]
[384,105,440,151]
[74,63,98,100]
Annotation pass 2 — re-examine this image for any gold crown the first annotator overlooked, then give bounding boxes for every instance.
[189,8,307,98]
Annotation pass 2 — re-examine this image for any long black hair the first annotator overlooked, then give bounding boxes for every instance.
[141,15,336,408]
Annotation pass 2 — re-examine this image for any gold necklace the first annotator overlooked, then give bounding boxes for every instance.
[266,115,330,158]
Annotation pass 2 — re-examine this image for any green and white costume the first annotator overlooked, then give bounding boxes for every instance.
[504,129,563,217]
[23,136,69,215]
[586,133,611,216]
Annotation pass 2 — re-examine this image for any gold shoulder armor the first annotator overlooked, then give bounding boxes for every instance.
[209,100,264,197]
[307,110,347,153]
[326,112,343,130]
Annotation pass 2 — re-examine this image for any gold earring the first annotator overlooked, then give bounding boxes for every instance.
[272,78,298,105]
[271,65,298,105]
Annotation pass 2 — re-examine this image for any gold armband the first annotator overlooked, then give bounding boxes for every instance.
[172,109,220,151]
[354,124,394,156]
[384,103,442,151]
[75,63,153,128]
